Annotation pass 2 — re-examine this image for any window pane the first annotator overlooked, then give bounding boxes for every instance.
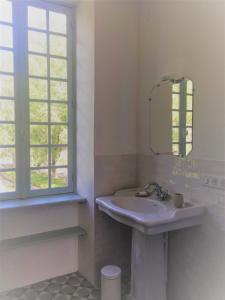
[0,74,14,97]
[28,31,47,54]
[31,169,49,190]
[0,171,15,193]
[186,143,192,156]
[30,125,48,145]
[186,112,193,126]
[51,168,68,188]
[172,128,179,143]
[0,0,12,23]
[51,125,67,145]
[186,128,192,142]
[50,58,67,79]
[50,80,67,101]
[172,94,179,110]
[30,147,48,167]
[0,148,15,169]
[187,80,193,94]
[186,95,193,110]
[172,111,179,126]
[0,100,14,121]
[50,35,67,57]
[0,24,13,47]
[172,144,179,156]
[49,12,66,34]
[0,124,15,145]
[29,55,47,77]
[172,84,180,93]
[0,50,13,73]
[51,146,67,166]
[30,102,48,122]
[29,78,47,100]
[28,6,46,30]
[51,103,67,123]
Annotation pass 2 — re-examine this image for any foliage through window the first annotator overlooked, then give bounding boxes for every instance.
[0,0,75,199]
[172,80,193,157]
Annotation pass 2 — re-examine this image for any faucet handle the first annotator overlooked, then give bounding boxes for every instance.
[161,189,170,201]
[144,183,151,191]
[143,182,158,195]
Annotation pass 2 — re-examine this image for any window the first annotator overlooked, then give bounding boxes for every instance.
[172,80,193,157]
[0,0,75,199]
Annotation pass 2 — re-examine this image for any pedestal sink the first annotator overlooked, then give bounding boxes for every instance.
[96,188,205,300]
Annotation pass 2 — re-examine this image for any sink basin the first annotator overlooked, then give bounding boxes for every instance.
[97,190,206,300]
[96,194,205,234]
[112,197,166,214]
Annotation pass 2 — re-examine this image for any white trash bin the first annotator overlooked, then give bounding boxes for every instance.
[101,265,121,300]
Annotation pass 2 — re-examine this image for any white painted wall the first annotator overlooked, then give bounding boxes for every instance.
[95,0,138,156]
[0,235,77,292]
[0,205,78,240]
[76,0,96,284]
[138,0,225,161]
[76,0,138,285]
[93,0,138,285]
[0,204,79,291]
[137,1,225,300]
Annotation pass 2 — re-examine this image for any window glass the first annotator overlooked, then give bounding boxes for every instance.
[0,0,12,23]
[0,2,73,198]
[28,6,47,30]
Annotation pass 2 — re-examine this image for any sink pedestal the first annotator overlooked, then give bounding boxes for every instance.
[127,229,167,300]
[96,193,204,300]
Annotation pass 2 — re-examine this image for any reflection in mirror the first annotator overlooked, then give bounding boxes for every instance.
[149,77,194,157]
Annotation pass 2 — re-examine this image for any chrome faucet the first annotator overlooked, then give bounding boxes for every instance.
[144,182,169,201]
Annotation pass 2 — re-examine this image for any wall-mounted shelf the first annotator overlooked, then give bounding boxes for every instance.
[0,226,86,251]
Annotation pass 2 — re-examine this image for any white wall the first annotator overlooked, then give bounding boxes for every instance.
[95,0,138,156]
[138,0,225,161]
[76,0,96,284]
[137,1,225,300]
[0,204,79,291]
[76,0,138,285]
[94,0,138,284]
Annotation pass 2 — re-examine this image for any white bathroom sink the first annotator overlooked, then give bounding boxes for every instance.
[96,194,205,234]
[112,197,166,214]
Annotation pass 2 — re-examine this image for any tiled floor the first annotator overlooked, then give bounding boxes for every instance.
[0,272,130,300]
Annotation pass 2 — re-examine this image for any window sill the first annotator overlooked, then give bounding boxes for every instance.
[0,193,86,211]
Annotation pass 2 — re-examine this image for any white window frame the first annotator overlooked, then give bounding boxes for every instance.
[0,0,76,200]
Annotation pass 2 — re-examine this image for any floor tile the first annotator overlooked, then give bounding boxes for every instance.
[0,272,130,300]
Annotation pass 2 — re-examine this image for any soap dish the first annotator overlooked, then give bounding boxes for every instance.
[135,191,150,197]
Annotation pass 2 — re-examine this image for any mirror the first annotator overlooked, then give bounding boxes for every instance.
[149,77,194,157]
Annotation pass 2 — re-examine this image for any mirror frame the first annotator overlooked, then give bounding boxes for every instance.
[148,76,194,157]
